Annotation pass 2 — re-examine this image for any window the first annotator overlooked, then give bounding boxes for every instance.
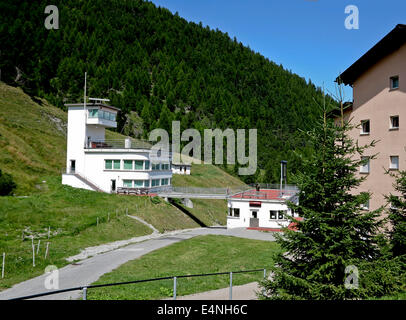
[233,208,240,218]
[109,112,116,121]
[151,179,160,187]
[89,109,98,118]
[390,76,399,90]
[360,157,370,173]
[144,180,150,188]
[161,163,169,170]
[134,160,144,170]
[361,120,370,134]
[361,200,370,210]
[134,180,144,187]
[123,180,133,188]
[278,211,286,220]
[390,156,399,170]
[161,178,169,186]
[105,160,112,170]
[124,160,133,170]
[270,210,277,220]
[152,163,160,170]
[113,160,120,170]
[144,161,150,170]
[228,207,233,216]
[390,116,399,129]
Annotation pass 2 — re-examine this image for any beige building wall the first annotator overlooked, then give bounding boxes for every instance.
[346,42,406,212]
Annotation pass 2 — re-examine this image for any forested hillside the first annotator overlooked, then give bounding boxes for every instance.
[1,0,336,183]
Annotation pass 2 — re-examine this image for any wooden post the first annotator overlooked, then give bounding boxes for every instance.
[97,217,99,227]
[2,252,5,279]
[36,240,41,254]
[108,212,110,222]
[48,226,51,239]
[22,230,24,241]
[126,208,128,216]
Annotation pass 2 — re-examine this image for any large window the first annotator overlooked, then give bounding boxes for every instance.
[144,180,150,187]
[113,160,120,170]
[105,160,112,170]
[151,179,160,187]
[144,161,150,170]
[134,180,144,187]
[161,178,169,185]
[134,160,144,170]
[123,180,133,188]
[124,160,133,170]
[89,109,99,118]
[152,163,160,170]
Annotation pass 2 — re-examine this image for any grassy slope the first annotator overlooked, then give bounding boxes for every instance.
[0,83,247,290]
[172,164,246,226]
[88,235,280,300]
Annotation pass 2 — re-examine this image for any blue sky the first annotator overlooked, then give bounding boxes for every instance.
[151,0,406,101]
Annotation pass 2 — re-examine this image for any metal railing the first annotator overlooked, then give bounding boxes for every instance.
[86,139,152,150]
[10,268,268,300]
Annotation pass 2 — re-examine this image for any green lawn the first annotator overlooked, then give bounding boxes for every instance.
[87,235,280,300]
[0,176,201,290]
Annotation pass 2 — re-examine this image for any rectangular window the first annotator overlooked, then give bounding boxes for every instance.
[361,120,370,134]
[151,179,160,187]
[390,76,399,90]
[134,160,144,170]
[144,180,150,188]
[144,161,150,170]
[361,200,370,210]
[390,116,399,129]
[109,112,115,121]
[360,156,370,173]
[270,210,277,220]
[233,208,240,218]
[89,109,99,118]
[161,178,169,186]
[390,156,399,170]
[123,180,133,188]
[152,163,160,170]
[113,160,120,170]
[134,180,144,187]
[105,160,112,170]
[124,160,133,170]
[278,211,286,220]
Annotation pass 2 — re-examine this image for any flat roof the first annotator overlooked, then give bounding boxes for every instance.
[337,24,406,86]
[64,102,121,112]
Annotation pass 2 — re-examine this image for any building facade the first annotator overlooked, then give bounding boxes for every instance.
[62,100,172,193]
[338,24,406,212]
[227,187,299,229]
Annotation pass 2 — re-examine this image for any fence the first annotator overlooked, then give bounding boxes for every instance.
[10,268,268,300]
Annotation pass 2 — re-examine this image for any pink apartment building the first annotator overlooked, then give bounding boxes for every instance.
[337,24,406,212]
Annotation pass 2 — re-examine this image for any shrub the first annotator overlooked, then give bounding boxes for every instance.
[0,169,17,196]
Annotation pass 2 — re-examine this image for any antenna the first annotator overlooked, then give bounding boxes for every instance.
[280,160,287,196]
[84,72,87,148]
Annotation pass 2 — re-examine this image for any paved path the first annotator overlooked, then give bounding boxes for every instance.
[167,282,262,300]
[0,228,275,300]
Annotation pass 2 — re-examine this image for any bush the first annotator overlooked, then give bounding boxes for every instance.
[0,169,17,195]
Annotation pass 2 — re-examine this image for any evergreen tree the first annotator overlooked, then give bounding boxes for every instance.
[385,170,406,257]
[0,169,16,196]
[261,101,384,299]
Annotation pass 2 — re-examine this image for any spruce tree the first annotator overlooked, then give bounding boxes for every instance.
[386,170,406,257]
[261,101,384,299]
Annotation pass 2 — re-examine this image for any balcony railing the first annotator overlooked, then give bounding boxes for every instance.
[86,139,152,150]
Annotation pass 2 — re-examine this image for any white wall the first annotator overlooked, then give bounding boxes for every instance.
[227,199,295,229]
[66,107,86,173]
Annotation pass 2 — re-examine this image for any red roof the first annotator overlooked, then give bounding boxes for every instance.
[231,189,291,201]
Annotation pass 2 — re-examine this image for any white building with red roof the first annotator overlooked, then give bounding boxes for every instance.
[227,185,300,231]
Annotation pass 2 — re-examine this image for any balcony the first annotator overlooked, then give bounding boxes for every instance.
[86,139,152,150]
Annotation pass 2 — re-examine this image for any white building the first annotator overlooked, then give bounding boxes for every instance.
[62,100,172,193]
[171,163,191,175]
[227,187,300,230]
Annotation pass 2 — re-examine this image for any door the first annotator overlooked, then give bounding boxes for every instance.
[111,179,116,193]
[70,160,76,174]
[250,210,259,227]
